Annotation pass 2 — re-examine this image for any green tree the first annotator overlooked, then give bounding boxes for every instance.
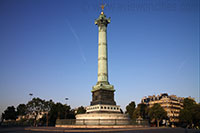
[2,106,17,120]
[148,103,167,127]
[76,106,86,114]
[1,113,4,122]
[133,103,148,120]
[26,97,47,126]
[48,102,75,126]
[192,103,200,128]
[17,104,27,116]
[43,99,54,126]
[179,108,192,127]
[179,98,199,128]
[183,98,196,109]
[1,113,5,122]
[43,100,54,113]
[125,101,136,119]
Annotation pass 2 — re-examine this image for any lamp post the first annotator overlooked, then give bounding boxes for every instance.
[65,98,69,119]
[29,93,33,101]
[65,98,69,105]
[46,112,48,127]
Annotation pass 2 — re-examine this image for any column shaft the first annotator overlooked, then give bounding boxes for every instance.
[98,26,108,82]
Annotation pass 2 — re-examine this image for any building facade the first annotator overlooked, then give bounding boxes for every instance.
[141,93,185,123]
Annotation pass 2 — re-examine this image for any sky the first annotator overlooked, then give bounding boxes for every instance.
[0,0,199,116]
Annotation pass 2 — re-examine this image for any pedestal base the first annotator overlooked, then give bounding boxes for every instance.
[91,89,116,105]
[76,113,130,125]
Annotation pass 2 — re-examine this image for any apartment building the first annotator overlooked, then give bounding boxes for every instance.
[141,93,185,123]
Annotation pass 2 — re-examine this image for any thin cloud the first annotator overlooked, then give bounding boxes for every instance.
[176,57,189,74]
[65,19,86,63]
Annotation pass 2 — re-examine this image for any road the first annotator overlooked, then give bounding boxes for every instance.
[0,127,199,133]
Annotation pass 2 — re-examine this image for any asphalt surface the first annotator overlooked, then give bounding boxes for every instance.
[0,127,200,133]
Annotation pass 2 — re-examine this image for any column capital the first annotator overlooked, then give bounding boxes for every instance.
[95,13,110,27]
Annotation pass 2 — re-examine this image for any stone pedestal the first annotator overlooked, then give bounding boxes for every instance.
[91,89,116,105]
[76,113,130,125]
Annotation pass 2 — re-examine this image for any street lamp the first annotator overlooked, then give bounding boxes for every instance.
[65,98,69,119]
[65,98,69,105]
[29,93,33,101]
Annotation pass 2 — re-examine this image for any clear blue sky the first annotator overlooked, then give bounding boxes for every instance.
[0,0,199,115]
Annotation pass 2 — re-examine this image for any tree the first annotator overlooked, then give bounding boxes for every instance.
[43,99,54,126]
[2,106,17,120]
[17,104,27,116]
[48,102,75,126]
[133,103,148,120]
[26,97,47,126]
[183,98,196,109]
[192,103,200,128]
[1,113,4,122]
[179,108,192,127]
[26,98,57,126]
[76,106,86,114]
[125,101,136,119]
[148,103,167,127]
[43,100,54,113]
[179,98,199,128]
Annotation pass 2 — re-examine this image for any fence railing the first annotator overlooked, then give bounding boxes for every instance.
[0,120,33,127]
